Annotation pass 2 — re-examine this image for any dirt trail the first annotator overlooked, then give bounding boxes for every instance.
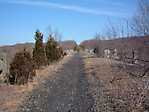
[17,54,95,112]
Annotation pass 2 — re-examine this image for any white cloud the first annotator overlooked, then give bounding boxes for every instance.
[1,0,128,17]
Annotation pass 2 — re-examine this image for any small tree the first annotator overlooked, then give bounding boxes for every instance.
[45,35,63,63]
[45,36,54,63]
[9,49,35,85]
[56,46,63,59]
[33,30,47,68]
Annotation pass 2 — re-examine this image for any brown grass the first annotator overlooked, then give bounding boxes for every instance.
[84,58,149,112]
[0,55,71,112]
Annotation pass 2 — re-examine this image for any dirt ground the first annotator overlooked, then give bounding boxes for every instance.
[17,54,95,112]
[1,54,149,112]
[83,57,149,112]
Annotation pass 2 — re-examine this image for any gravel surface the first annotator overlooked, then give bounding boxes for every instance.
[17,54,95,112]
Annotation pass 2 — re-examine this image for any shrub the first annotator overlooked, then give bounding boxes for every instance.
[9,49,35,85]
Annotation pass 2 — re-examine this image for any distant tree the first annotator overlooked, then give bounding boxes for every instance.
[131,0,149,36]
[53,29,63,42]
[33,30,47,68]
[105,18,119,39]
[46,26,62,42]
[73,45,79,52]
[9,49,35,85]
[94,33,104,57]
[79,45,85,51]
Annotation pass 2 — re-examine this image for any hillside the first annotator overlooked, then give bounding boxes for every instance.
[80,36,149,60]
[0,40,77,64]
[0,43,34,64]
[80,36,149,49]
[60,40,77,50]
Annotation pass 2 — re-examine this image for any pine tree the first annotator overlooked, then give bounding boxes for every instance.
[45,35,63,63]
[33,30,47,68]
[45,35,54,63]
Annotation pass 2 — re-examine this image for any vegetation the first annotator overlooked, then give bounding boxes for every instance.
[33,30,47,68]
[91,0,149,60]
[94,33,104,57]
[73,45,79,52]
[131,0,149,36]
[79,45,85,51]
[8,29,64,85]
[9,49,35,85]
[45,35,63,63]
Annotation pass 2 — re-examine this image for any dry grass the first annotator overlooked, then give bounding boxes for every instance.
[84,58,149,112]
[0,55,71,112]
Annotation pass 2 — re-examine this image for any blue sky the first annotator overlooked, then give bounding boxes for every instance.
[0,0,138,45]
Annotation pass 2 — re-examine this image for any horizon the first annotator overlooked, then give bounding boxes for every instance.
[0,0,138,45]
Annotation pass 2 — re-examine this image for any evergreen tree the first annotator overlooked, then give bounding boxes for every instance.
[33,30,47,68]
[45,35,54,63]
[45,35,63,63]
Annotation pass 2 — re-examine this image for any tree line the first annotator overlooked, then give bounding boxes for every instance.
[93,0,149,58]
[8,30,64,85]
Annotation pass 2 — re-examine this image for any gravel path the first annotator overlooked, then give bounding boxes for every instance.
[17,54,95,112]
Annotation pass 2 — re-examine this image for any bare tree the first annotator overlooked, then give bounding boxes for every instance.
[46,25,62,42]
[126,19,131,38]
[94,33,104,57]
[131,0,149,36]
[103,18,120,40]
[120,19,133,38]
[53,29,62,42]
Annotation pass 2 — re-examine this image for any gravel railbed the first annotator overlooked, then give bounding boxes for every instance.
[17,54,95,112]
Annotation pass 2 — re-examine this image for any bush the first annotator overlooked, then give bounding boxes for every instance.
[9,49,35,85]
